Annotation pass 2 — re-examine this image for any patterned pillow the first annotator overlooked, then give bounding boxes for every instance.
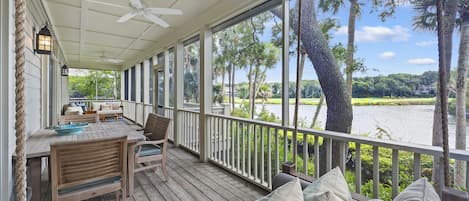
[303,167,352,201]
[393,178,440,201]
[257,178,304,201]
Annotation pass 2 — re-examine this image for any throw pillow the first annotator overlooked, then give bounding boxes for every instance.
[92,102,101,111]
[303,167,352,201]
[257,178,304,201]
[393,178,440,201]
[101,105,112,111]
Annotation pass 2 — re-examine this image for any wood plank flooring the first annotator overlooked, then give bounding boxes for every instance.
[41,144,267,201]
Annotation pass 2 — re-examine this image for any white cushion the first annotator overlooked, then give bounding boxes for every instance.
[64,106,83,115]
[257,178,304,201]
[393,178,440,201]
[91,102,102,111]
[303,167,352,201]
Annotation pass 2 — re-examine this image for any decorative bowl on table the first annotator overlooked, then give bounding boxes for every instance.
[50,122,89,135]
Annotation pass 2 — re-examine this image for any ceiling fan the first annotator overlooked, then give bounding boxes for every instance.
[86,0,183,28]
[96,52,124,64]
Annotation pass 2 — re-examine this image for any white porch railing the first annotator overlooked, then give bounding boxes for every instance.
[203,113,469,198]
[162,107,175,141]
[178,109,200,154]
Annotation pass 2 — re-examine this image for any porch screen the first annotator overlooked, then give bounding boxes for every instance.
[124,70,129,100]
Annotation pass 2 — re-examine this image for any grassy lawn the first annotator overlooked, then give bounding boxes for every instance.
[232,97,438,106]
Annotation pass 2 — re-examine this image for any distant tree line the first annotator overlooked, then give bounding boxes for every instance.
[222,71,439,99]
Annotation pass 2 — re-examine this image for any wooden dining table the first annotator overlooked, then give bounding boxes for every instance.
[22,121,146,201]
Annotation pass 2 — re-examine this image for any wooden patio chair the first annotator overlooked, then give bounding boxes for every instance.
[137,113,158,136]
[50,136,128,201]
[132,114,171,181]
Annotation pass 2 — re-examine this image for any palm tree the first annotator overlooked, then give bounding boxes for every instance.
[455,2,469,187]
[411,0,458,188]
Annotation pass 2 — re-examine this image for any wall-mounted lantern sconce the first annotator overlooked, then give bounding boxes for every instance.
[61,65,69,76]
[35,25,52,55]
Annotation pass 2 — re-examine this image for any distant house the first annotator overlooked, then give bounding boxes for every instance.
[415,84,434,95]
[224,86,237,97]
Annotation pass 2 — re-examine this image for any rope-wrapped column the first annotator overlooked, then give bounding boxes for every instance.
[14,0,27,200]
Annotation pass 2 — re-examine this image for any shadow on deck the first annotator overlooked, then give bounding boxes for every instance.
[41,144,267,201]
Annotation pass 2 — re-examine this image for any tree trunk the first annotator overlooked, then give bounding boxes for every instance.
[345,0,357,97]
[221,67,226,104]
[455,7,469,188]
[311,93,325,128]
[248,65,255,119]
[432,0,457,190]
[273,0,352,175]
[231,67,236,110]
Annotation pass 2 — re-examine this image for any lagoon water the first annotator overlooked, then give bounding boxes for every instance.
[256,104,469,150]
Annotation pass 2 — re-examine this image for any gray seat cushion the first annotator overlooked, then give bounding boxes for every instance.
[136,144,161,157]
[58,176,121,195]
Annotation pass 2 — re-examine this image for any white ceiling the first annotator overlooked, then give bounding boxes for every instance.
[43,0,232,70]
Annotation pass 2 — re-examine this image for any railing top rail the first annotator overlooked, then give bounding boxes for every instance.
[207,113,469,161]
[178,108,201,114]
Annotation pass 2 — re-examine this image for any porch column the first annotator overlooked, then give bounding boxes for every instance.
[173,41,184,146]
[281,0,290,127]
[164,50,170,107]
[199,26,213,162]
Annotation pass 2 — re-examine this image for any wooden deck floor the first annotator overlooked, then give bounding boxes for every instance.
[41,144,267,201]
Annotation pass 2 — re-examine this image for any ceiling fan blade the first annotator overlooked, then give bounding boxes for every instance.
[146,8,183,15]
[143,13,169,28]
[86,0,128,9]
[117,11,139,23]
[130,0,144,9]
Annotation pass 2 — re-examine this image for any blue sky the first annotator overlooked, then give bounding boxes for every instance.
[230,2,461,83]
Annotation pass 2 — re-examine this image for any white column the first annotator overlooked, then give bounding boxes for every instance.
[136,63,141,103]
[164,50,170,107]
[143,60,150,104]
[121,70,125,101]
[127,68,131,103]
[281,0,290,127]
[173,41,184,146]
[199,26,213,162]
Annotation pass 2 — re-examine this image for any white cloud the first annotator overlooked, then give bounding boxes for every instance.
[416,40,438,47]
[408,58,437,65]
[335,25,411,42]
[379,51,396,60]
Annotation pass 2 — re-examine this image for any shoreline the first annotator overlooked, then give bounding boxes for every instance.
[232,97,439,106]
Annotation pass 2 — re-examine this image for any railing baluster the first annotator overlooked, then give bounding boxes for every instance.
[221,117,224,163]
[231,120,234,168]
[355,143,361,194]
[326,138,332,171]
[254,124,258,180]
[314,136,319,179]
[211,116,215,159]
[237,121,240,171]
[392,149,399,198]
[268,127,272,187]
[275,128,280,175]
[413,153,421,181]
[190,113,193,150]
[373,146,379,199]
[303,133,308,175]
[466,161,469,192]
[217,117,221,162]
[223,118,227,165]
[248,123,252,177]
[242,122,245,174]
[339,141,346,173]
[260,126,265,184]
[283,128,288,166]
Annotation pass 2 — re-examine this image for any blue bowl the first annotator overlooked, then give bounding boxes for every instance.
[50,123,89,135]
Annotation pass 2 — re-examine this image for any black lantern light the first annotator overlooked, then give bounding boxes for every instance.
[35,25,52,55]
[61,65,69,76]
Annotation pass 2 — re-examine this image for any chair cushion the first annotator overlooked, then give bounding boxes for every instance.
[136,144,161,157]
[393,178,440,201]
[256,178,304,201]
[58,176,121,195]
[303,167,352,201]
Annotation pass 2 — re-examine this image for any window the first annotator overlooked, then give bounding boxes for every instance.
[156,53,165,106]
[140,62,144,102]
[149,58,154,104]
[130,66,136,101]
[183,37,200,106]
[124,70,129,100]
[212,2,282,123]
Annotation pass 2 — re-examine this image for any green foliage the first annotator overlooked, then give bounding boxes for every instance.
[68,70,120,99]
